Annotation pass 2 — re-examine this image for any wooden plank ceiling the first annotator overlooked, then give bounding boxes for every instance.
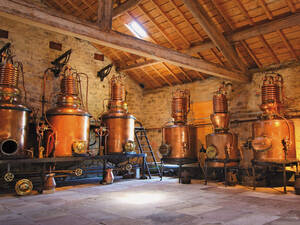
[43,0,300,89]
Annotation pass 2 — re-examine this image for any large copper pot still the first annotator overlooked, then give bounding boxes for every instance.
[205,84,239,167]
[0,44,30,158]
[100,76,136,155]
[159,89,197,162]
[45,67,90,157]
[252,74,296,161]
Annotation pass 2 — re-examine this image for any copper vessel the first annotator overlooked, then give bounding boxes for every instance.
[100,76,136,155]
[159,89,197,162]
[205,84,239,167]
[45,68,90,157]
[252,74,296,161]
[0,45,30,158]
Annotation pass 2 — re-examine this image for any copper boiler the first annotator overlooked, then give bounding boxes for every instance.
[0,43,31,158]
[45,68,90,157]
[159,89,197,162]
[206,85,239,167]
[100,76,136,155]
[252,74,296,161]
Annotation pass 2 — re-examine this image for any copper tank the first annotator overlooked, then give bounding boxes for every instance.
[206,85,239,167]
[252,74,296,161]
[0,45,30,158]
[45,68,90,157]
[100,76,136,155]
[159,89,197,162]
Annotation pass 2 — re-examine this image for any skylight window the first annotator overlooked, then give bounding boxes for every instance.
[126,21,148,39]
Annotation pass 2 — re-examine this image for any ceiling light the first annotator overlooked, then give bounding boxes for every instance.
[125,21,148,39]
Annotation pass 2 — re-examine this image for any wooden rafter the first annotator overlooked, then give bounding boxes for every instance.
[210,0,235,31]
[196,71,205,80]
[177,67,192,82]
[162,63,183,84]
[114,49,157,89]
[113,0,142,19]
[241,40,262,68]
[150,65,173,86]
[51,0,69,14]
[65,0,90,20]
[258,0,273,20]
[124,11,185,84]
[81,0,96,16]
[136,4,177,49]
[258,35,280,64]
[121,48,162,88]
[277,30,298,60]
[185,12,300,54]
[118,59,159,71]
[150,0,190,48]
[210,48,225,66]
[169,0,203,41]
[124,11,183,84]
[183,0,246,71]
[236,43,250,67]
[141,68,163,88]
[233,0,254,26]
[285,0,296,13]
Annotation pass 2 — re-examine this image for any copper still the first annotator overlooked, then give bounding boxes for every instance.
[100,75,136,155]
[0,43,31,158]
[159,89,197,162]
[252,74,296,161]
[205,85,239,167]
[45,67,90,157]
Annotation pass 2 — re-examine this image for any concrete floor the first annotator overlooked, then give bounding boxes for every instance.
[0,178,300,225]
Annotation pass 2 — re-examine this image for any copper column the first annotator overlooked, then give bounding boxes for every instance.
[252,74,296,161]
[205,85,239,167]
[159,89,197,162]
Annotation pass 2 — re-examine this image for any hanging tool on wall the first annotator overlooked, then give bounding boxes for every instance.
[97,63,113,81]
[50,49,72,77]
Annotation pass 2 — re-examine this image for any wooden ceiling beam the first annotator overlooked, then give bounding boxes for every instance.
[185,12,300,54]
[118,59,159,71]
[113,0,142,19]
[0,0,248,82]
[97,0,113,31]
[183,0,246,72]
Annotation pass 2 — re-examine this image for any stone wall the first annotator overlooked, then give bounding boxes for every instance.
[0,16,143,120]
